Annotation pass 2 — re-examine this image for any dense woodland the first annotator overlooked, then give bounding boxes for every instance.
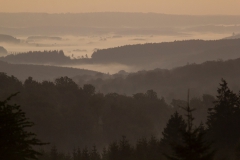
[2,72,240,160]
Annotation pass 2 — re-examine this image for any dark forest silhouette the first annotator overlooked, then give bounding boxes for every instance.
[37,80,240,160]
[0,72,214,153]
[0,93,46,159]
[1,77,240,159]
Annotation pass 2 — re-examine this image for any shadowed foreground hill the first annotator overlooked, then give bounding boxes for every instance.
[0,60,102,81]
[74,58,240,101]
[0,73,174,152]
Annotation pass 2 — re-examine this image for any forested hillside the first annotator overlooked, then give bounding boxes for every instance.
[74,58,240,101]
[2,39,240,70]
[0,72,213,153]
[0,60,102,81]
[0,50,72,64]
[91,39,240,68]
[2,73,240,160]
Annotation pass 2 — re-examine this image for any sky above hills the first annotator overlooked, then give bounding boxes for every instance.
[1,0,240,15]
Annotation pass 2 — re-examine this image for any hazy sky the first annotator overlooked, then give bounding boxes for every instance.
[1,0,240,15]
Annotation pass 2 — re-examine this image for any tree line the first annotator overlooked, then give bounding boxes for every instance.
[1,72,240,159]
[38,79,240,160]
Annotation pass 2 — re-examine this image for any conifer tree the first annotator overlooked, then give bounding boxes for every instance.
[118,136,133,160]
[160,112,187,157]
[165,90,214,160]
[82,147,90,160]
[108,141,119,160]
[90,145,101,160]
[135,138,148,160]
[50,145,58,160]
[101,147,108,160]
[147,136,161,160]
[0,93,46,160]
[207,79,240,159]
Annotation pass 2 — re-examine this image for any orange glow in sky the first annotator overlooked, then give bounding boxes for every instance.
[0,0,240,15]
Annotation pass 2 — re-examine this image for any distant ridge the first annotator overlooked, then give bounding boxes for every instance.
[27,36,62,41]
[223,33,240,39]
[0,13,240,35]
[1,39,240,70]
[0,34,20,43]
[0,46,7,55]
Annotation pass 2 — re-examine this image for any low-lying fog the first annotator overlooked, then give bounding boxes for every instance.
[0,32,231,73]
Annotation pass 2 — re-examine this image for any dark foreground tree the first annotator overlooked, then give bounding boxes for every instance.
[160,112,187,158]
[0,93,46,160]
[165,91,214,160]
[207,79,240,160]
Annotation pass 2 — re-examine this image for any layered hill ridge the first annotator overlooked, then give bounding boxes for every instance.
[74,57,240,101]
[1,39,240,70]
[0,60,103,81]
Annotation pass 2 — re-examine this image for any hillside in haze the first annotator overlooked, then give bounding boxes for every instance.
[0,60,103,81]
[73,57,240,101]
[224,33,240,39]
[27,36,62,41]
[3,53,240,101]
[0,50,73,64]
[0,34,20,43]
[0,46,7,55]
[91,39,240,68]
[2,39,240,71]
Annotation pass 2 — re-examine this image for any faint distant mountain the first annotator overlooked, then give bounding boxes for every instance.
[223,33,240,39]
[183,24,240,34]
[0,34,20,43]
[0,60,102,81]
[27,36,62,41]
[0,46,7,55]
[1,13,240,35]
